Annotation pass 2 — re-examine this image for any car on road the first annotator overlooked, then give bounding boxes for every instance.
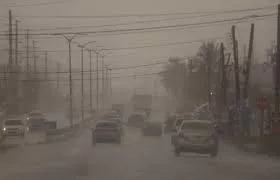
[27,116,46,132]
[172,120,218,157]
[2,118,28,137]
[92,120,122,144]
[142,121,163,136]
[127,112,147,128]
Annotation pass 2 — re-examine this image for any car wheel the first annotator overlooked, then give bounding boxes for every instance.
[174,147,181,156]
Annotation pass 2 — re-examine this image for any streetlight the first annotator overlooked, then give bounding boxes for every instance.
[73,40,96,122]
[62,34,76,127]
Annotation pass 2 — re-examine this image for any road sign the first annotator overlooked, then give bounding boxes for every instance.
[257,96,269,110]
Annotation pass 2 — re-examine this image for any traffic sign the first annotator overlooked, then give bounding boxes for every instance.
[257,96,269,110]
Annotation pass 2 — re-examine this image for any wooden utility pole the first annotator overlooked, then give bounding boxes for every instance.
[96,52,99,113]
[15,20,18,68]
[275,4,280,112]
[45,52,48,80]
[231,25,241,104]
[26,29,30,74]
[32,40,37,73]
[56,63,60,89]
[88,49,93,113]
[8,10,13,73]
[220,44,227,107]
[243,23,255,100]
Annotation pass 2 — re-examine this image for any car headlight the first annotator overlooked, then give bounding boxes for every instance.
[2,127,6,131]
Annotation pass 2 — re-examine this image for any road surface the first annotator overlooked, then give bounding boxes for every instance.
[0,114,280,180]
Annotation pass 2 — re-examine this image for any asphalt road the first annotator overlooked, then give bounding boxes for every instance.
[1,116,280,180]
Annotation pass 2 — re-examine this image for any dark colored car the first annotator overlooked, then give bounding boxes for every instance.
[142,122,163,136]
[127,113,146,128]
[92,121,122,144]
[27,117,46,132]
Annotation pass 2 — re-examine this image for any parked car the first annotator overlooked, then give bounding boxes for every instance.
[142,122,163,136]
[2,118,28,137]
[172,120,218,157]
[92,120,122,144]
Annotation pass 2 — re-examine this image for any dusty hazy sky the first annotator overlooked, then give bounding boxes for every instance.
[0,0,279,97]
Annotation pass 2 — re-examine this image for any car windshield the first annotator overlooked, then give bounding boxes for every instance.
[96,122,117,128]
[129,115,144,122]
[5,120,23,126]
[181,122,212,131]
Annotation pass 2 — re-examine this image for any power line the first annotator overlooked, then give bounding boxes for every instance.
[0,56,189,74]
[0,13,274,40]
[0,13,274,37]
[0,36,222,53]
[6,0,77,8]
[8,5,275,19]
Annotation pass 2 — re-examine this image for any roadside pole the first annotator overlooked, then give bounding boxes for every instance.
[231,25,242,146]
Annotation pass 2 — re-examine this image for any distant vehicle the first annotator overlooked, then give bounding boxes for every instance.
[27,117,46,132]
[131,94,152,117]
[26,111,45,120]
[92,121,122,144]
[112,104,125,118]
[142,122,163,136]
[127,112,146,128]
[172,120,218,157]
[2,119,28,137]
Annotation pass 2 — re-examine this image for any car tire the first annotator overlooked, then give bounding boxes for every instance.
[174,147,181,156]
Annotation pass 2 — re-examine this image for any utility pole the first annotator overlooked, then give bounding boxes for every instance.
[106,66,109,102]
[8,10,13,73]
[87,49,93,113]
[7,9,13,113]
[220,43,227,107]
[32,40,37,73]
[96,52,99,113]
[26,29,30,74]
[56,63,60,89]
[63,35,76,127]
[243,23,255,100]
[80,46,84,122]
[231,25,241,105]
[275,4,280,112]
[101,55,105,109]
[15,20,19,68]
[45,52,48,80]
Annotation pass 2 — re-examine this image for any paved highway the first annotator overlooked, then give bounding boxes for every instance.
[1,114,280,180]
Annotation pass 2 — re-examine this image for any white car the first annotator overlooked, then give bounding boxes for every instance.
[2,119,29,137]
[172,120,218,157]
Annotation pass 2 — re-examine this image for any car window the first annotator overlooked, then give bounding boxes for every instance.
[5,120,23,126]
[181,122,212,131]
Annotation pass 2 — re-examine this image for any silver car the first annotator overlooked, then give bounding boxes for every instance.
[172,120,218,157]
[92,121,122,144]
